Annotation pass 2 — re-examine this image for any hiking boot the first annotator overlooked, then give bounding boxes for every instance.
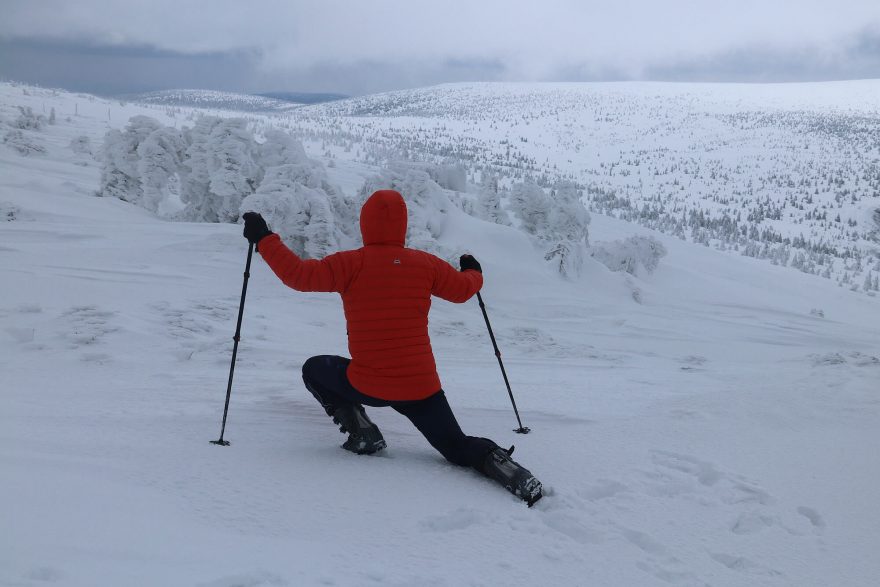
[332,404,387,455]
[480,446,543,506]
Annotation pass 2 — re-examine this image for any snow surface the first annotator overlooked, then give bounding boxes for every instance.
[2,82,880,586]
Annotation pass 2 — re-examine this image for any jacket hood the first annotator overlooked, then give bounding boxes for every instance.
[360,190,407,246]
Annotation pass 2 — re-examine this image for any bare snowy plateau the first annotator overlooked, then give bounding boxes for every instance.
[1,81,879,586]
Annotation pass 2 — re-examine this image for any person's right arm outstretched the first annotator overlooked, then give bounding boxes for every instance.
[242,212,358,293]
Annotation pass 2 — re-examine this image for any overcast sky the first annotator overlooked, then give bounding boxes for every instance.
[1,0,879,96]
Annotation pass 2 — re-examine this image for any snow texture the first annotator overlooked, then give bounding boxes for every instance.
[2,81,880,587]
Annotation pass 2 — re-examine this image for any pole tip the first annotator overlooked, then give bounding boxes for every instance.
[514,427,531,434]
[210,439,231,446]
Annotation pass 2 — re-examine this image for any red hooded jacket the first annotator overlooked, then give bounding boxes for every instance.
[258,189,483,401]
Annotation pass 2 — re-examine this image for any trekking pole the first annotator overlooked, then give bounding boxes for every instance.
[476,292,530,434]
[211,242,255,446]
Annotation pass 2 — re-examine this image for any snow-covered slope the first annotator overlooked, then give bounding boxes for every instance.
[2,83,880,586]
[122,89,303,112]
[279,81,880,293]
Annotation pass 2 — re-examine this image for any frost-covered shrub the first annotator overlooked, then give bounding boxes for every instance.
[12,106,46,130]
[69,135,92,156]
[2,202,20,221]
[2,129,47,156]
[591,235,667,276]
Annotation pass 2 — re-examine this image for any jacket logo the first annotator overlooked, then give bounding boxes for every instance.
[393,258,401,265]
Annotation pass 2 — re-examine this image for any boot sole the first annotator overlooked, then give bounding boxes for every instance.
[334,414,386,455]
[343,437,387,455]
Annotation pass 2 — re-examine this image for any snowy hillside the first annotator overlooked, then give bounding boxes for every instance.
[276,81,880,293]
[2,82,880,586]
[121,89,304,113]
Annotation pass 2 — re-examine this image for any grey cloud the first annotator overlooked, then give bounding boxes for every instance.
[0,38,262,95]
[0,38,510,96]
[642,28,880,83]
[2,26,880,97]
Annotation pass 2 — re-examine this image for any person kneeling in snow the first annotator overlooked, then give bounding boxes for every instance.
[242,189,542,505]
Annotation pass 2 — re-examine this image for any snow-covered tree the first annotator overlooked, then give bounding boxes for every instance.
[240,164,346,258]
[180,117,259,222]
[180,117,221,219]
[507,180,591,277]
[137,127,187,214]
[260,128,309,168]
[100,115,162,203]
[549,182,590,244]
[476,171,511,225]
[542,182,591,277]
[358,165,453,256]
[206,118,260,221]
[591,235,667,276]
[508,180,550,235]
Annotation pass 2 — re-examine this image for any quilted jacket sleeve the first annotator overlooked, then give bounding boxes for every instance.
[258,234,360,293]
[429,253,483,303]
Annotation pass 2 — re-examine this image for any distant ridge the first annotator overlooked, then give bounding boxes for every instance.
[258,91,348,104]
[118,89,304,112]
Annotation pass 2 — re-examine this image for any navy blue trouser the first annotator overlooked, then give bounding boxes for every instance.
[301,355,497,469]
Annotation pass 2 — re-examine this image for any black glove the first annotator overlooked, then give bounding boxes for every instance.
[460,254,482,273]
[242,212,272,245]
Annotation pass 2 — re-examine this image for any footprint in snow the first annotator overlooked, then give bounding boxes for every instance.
[730,510,776,535]
[796,506,826,533]
[642,451,776,514]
